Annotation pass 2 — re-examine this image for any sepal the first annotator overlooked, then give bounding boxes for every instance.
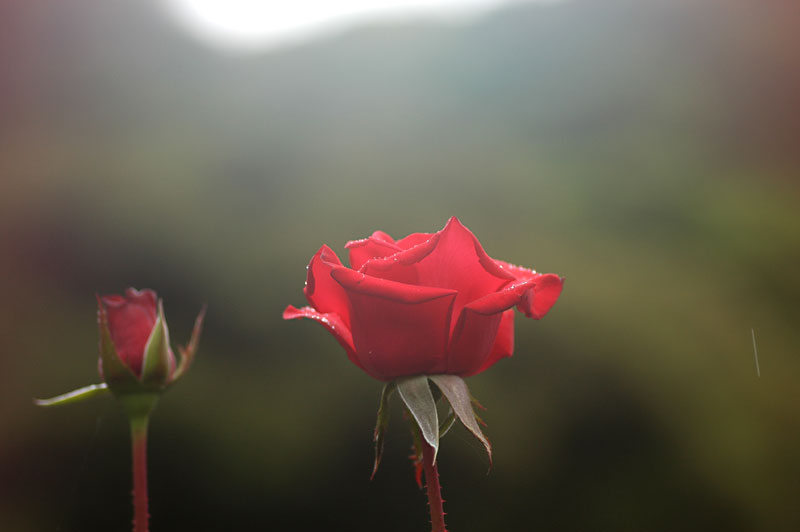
[406,406,425,489]
[439,408,456,439]
[429,375,492,466]
[371,381,395,480]
[173,305,206,382]
[372,374,493,483]
[396,375,440,463]
[140,300,171,387]
[34,383,109,407]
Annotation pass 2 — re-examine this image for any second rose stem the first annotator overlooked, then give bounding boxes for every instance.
[130,414,150,532]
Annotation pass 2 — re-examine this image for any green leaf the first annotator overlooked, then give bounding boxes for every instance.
[173,304,206,382]
[97,297,140,394]
[371,381,395,480]
[34,383,109,407]
[430,375,492,465]
[396,376,439,463]
[140,300,171,387]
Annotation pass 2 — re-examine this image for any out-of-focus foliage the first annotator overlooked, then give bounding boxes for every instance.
[1,0,798,530]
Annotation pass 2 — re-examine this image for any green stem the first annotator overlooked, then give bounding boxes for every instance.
[421,440,448,532]
[130,415,150,532]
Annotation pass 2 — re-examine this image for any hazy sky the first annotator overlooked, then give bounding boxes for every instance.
[161,0,561,51]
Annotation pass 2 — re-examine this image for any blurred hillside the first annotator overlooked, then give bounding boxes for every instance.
[1,0,799,530]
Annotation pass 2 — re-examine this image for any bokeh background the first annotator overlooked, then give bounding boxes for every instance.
[2,0,799,530]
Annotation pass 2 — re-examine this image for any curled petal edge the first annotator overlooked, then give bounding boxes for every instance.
[282,305,367,373]
[518,274,564,319]
[304,245,351,326]
[449,275,559,375]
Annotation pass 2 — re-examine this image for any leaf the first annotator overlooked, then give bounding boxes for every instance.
[430,375,492,466]
[396,375,439,463]
[34,383,109,407]
[371,381,395,480]
[140,300,171,387]
[173,304,206,382]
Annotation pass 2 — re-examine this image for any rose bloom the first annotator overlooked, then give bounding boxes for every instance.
[99,288,175,378]
[284,217,563,381]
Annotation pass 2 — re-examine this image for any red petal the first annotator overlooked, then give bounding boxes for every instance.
[331,268,457,380]
[304,245,352,329]
[494,261,564,319]
[396,231,434,250]
[471,309,515,376]
[282,305,369,374]
[447,277,535,375]
[100,288,158,376]
[345,231,402,270]
[370,230,396,244]
[518,274,563,319]
[360,217,515,332]
[493,259,537,279]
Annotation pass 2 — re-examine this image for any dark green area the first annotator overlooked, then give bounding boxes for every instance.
[1,0,799,530]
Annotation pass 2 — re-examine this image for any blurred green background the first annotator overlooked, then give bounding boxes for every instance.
[2,0,799,530]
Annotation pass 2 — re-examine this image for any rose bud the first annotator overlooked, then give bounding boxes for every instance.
[35,288,205,413]
[36,289,205,532]
[283,216,563,381]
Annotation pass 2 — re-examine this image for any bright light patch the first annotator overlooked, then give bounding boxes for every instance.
[161,0,540,52]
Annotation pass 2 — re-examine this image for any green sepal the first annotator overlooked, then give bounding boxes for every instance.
[396,375,439,463]
[371,381,395,480]
[439,407,456,439]
[172,305,206,383]
[429,374,492,466]
[140,300,171,388]
[471,393,487,426]
[405,404,425,489]
[34,383,109,407]
[97,297,141,395]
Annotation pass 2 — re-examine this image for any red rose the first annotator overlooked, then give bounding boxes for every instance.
[284,217,563,380]
[98,288,175,378]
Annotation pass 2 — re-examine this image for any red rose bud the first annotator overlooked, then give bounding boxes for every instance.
[35,288,205,410]
[98,288,205,394]
[283,217,563,381]
[99,289,166,378]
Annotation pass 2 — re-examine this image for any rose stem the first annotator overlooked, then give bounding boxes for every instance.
[130,414,151,532]
[421,440,448,532]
